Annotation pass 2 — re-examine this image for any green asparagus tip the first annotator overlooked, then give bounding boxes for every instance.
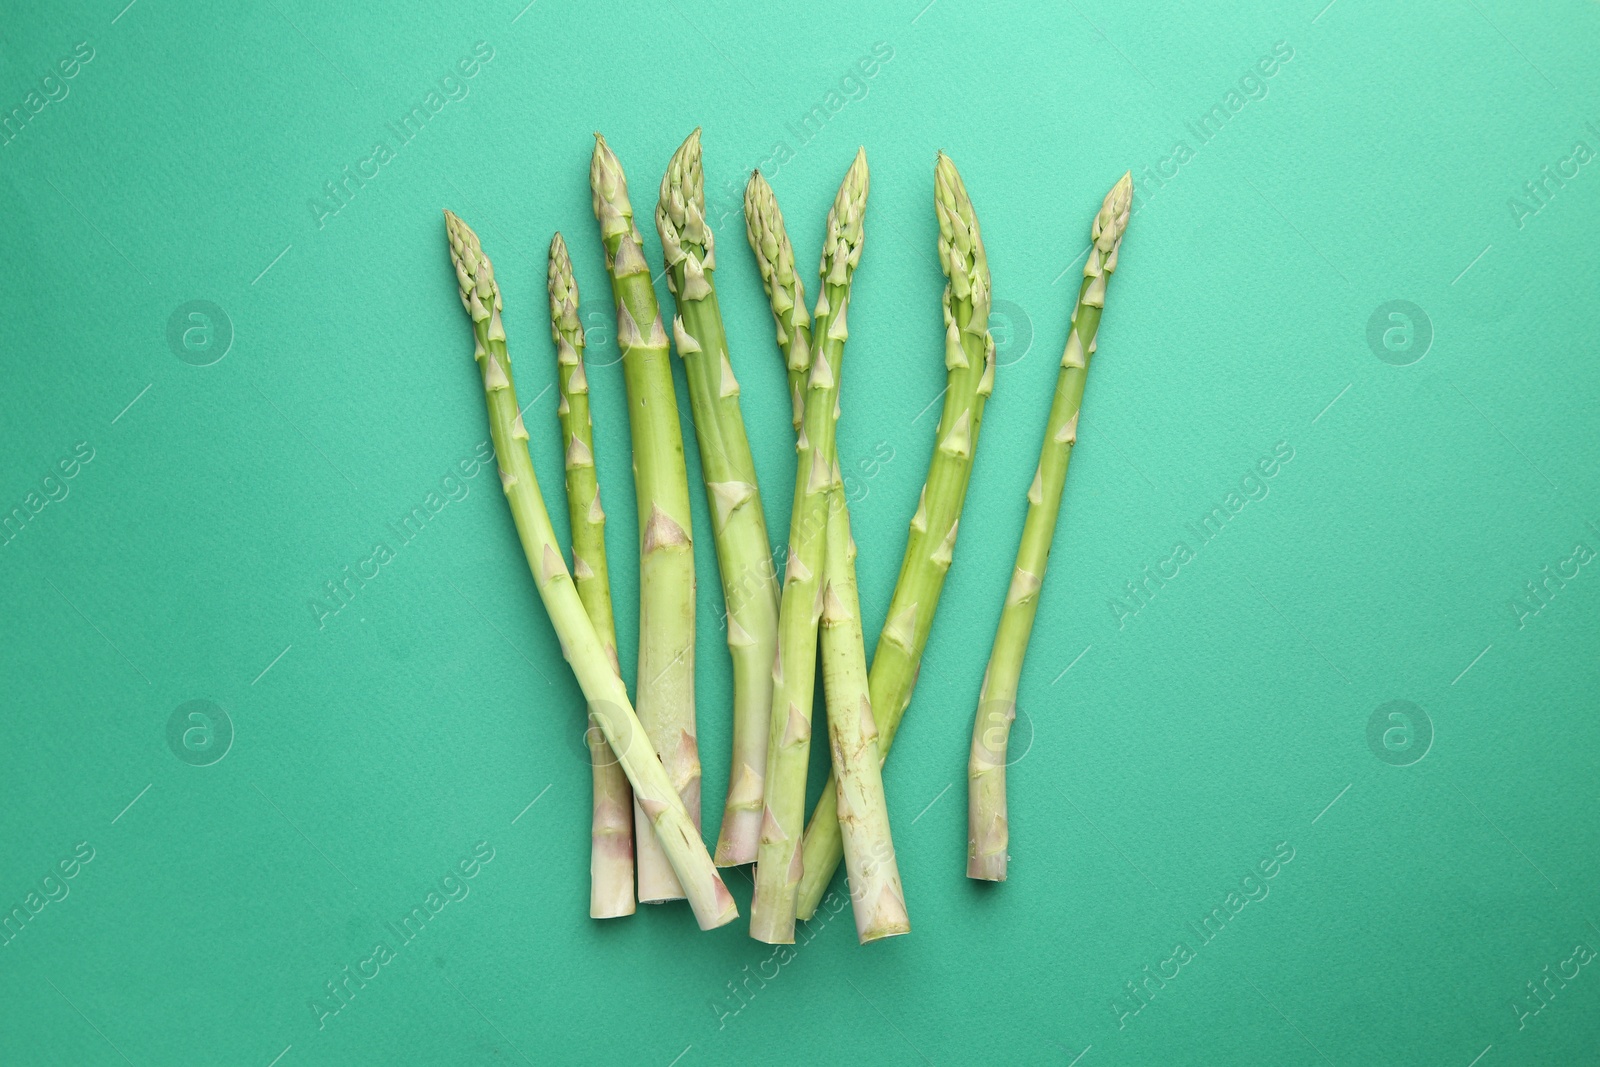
[932,153,989,313]
[1095,171,1134,254]
[590,133,633,238]
[660,128,707,230]
[658,128,712,291]
[443,209,498,306]
[1077,171,1133,302]
[742,169,811,376]
[548,233,581,345]
[744,169,773,223]
[442,209,504,354]
[743,171,779,281]
[819,149,869,280]
[933,151,976,238]
[846,147,869,203]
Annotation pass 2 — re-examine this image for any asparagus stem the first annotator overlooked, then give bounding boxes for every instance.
[444,211,735,929]
[969,173,1132,880]
[749,149,870,944]
[745,172,907,943]
[548,234,637,918]
[794,152,995,921]
[591,134,700,903]
[818,488,910,941]
[655,130,782,868]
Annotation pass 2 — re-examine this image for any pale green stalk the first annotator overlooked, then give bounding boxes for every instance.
[591,134,700,903]
[745,172,907,943]
[818,484,909,941]
[656,130,781,867]
[749,149,870,944]
[795,152,994,920]
[969,173,1132,879]
[444,211,735,929]
[548,234,636,917]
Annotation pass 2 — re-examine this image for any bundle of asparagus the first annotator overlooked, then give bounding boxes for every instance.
[795,152,997,921]
[442,210,736,930]
[655,129,782,869]
[750,149,872,945]
[745,171,908,944]
[547,234,635,918]
[438,129,1132,941]
[590,135,701,904]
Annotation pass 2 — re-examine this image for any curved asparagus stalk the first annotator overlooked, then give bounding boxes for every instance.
[444,211,735,929]
[749,149,870,944]
[548,234,636,918]
[656,130,781,867]
[745,172,907,943]
[795,152,995,920]
[969,173,1132,880]
[591,134,700,903]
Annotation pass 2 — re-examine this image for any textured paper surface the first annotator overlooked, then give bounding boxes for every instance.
[2,1,1597,1064]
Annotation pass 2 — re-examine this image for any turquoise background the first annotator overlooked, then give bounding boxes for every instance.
[3,0,1598,1063]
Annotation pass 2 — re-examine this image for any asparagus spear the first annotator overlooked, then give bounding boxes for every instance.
[655,129,782,868]
[591,134,700,903]
[547,234,636,918]
[743,172,812,436]
[745,171,908,943]
[749,149,870,944]
[818,475,910,941]
[794,152,995,920]
[969,173,1132,880]
[443,211,735,929]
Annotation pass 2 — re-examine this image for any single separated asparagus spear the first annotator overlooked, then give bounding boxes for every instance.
[548,234,636,917]
[794,152,995,921]
[443,211,735,929]
[750,149,870,944]
[655,130,782,867]
[591,134,701,903]
[969,173,1132,880]
[745,172,908,943]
